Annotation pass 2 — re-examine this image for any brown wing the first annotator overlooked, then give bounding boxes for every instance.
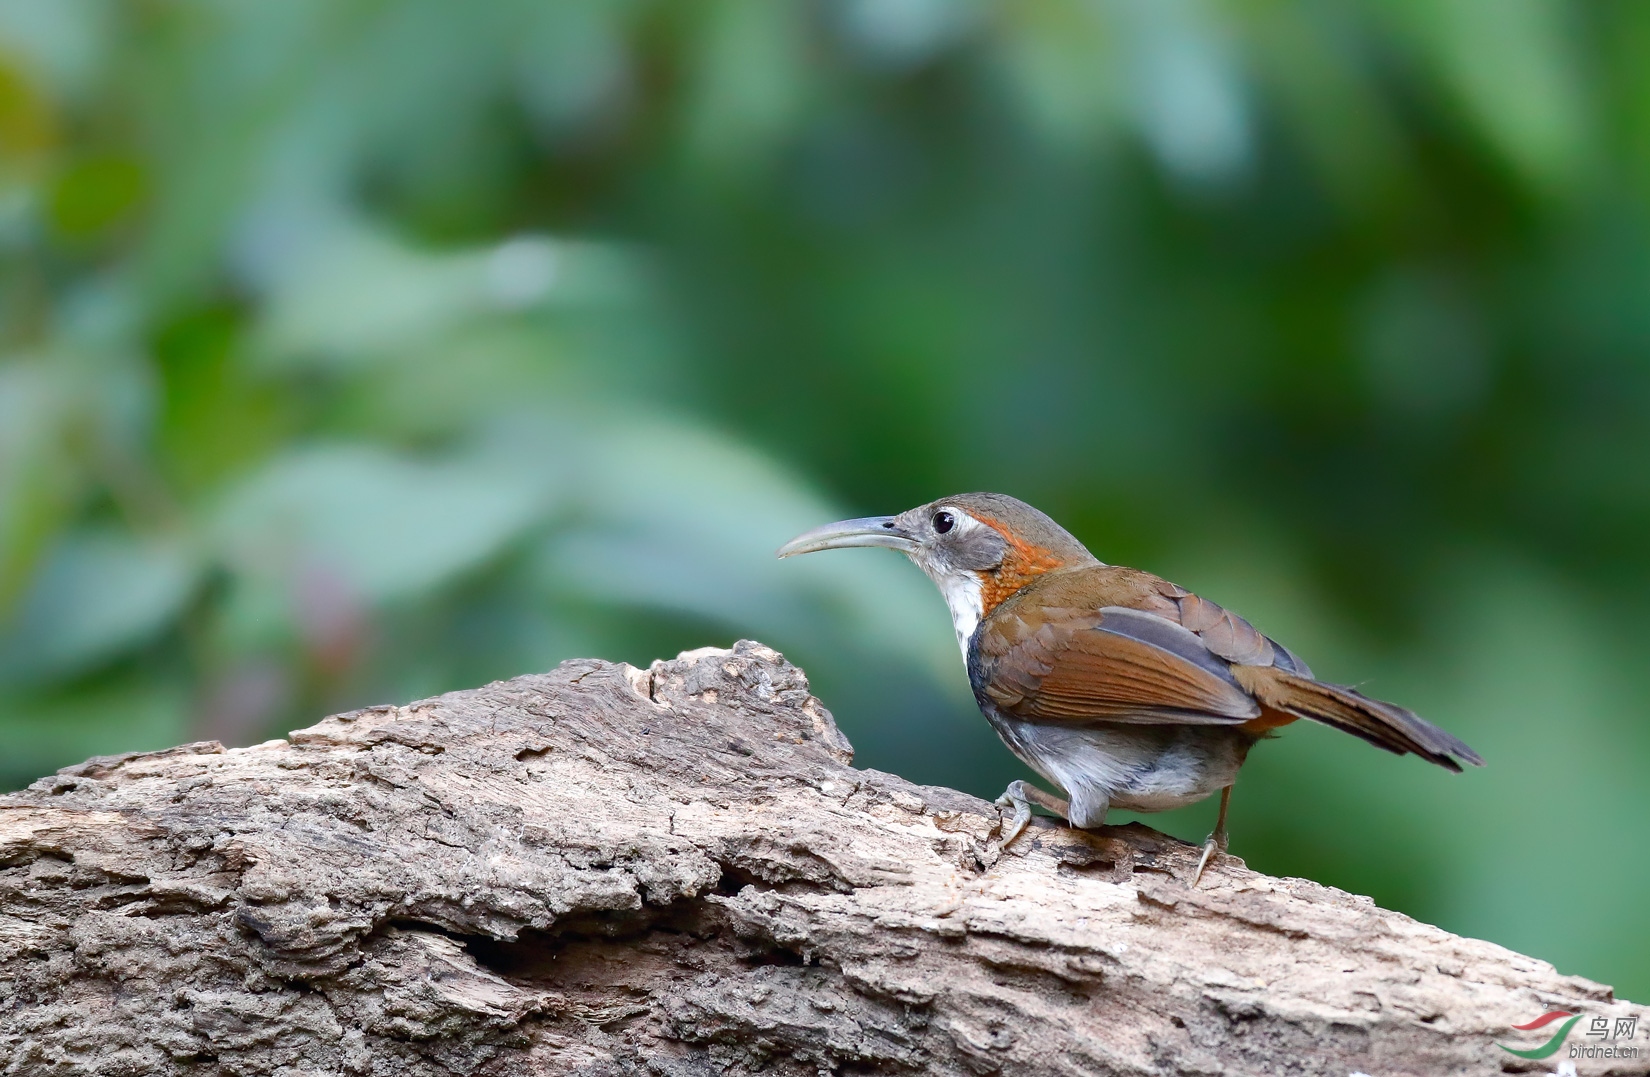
[976,589,1261,725]
[975,565,1482,770]
[1174,589,1312,676]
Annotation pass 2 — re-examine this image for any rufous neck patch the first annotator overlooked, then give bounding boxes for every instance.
[974,517,1066,615]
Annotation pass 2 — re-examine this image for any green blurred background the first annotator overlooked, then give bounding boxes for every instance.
[2,0,1646,1000]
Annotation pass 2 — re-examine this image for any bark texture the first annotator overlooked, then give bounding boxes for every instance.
[1,641,1643,1077]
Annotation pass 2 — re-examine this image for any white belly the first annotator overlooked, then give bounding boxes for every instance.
[989,715,1251,826]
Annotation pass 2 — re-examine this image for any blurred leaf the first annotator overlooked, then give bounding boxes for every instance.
[994,0,1121,146]
[681,0,811,176]
[211,444,547,606]
[1241,5,1410,213]
[511,1,632,141]
[154,305,289,494]
[48,153,146,241]
[0,56,56,169]
[0,0,113,102]
[1386,0,1591,192]
[1120,0,1253,189]
[246,214,636,367]
[252,223,536,365]
[0,674,190,793]
[0,360,84,610]
[833,0,982,70]
[502,411,963,690]
[0,528,199,684]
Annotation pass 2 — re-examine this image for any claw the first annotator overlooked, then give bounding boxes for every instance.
[1189,784,1233,888]
[995,782,1033,847]
[1191,837,1221,888]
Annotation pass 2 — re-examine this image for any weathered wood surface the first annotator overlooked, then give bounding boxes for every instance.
[1,641,1643,1076]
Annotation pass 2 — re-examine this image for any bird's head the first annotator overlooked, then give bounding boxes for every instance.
[778,492,1099,653]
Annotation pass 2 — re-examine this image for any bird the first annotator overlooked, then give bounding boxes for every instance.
[778,492,1483,886]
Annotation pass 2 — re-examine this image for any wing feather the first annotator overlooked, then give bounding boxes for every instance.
[972,565,1478,770]
[979,604,1260,725]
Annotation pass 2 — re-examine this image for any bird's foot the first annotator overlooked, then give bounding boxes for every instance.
[994,781,1034,847]
[1191,828,1229,888]
[1189,784,1233,889]
[994,780,1072,848]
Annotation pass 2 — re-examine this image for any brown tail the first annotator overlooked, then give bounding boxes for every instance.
[1233,666,1484,772]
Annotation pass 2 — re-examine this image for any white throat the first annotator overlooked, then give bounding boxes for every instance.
[935,571,984,660]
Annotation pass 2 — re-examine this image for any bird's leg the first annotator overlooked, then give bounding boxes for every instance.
[1191,785,1232,888]
[994,779,1071,847]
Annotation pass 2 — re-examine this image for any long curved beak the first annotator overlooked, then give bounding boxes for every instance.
[777,516,915,558]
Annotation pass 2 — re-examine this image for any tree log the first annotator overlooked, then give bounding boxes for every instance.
[1,641,1643,1076]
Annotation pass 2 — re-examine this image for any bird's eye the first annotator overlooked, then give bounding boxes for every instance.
[932,511,955,534]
